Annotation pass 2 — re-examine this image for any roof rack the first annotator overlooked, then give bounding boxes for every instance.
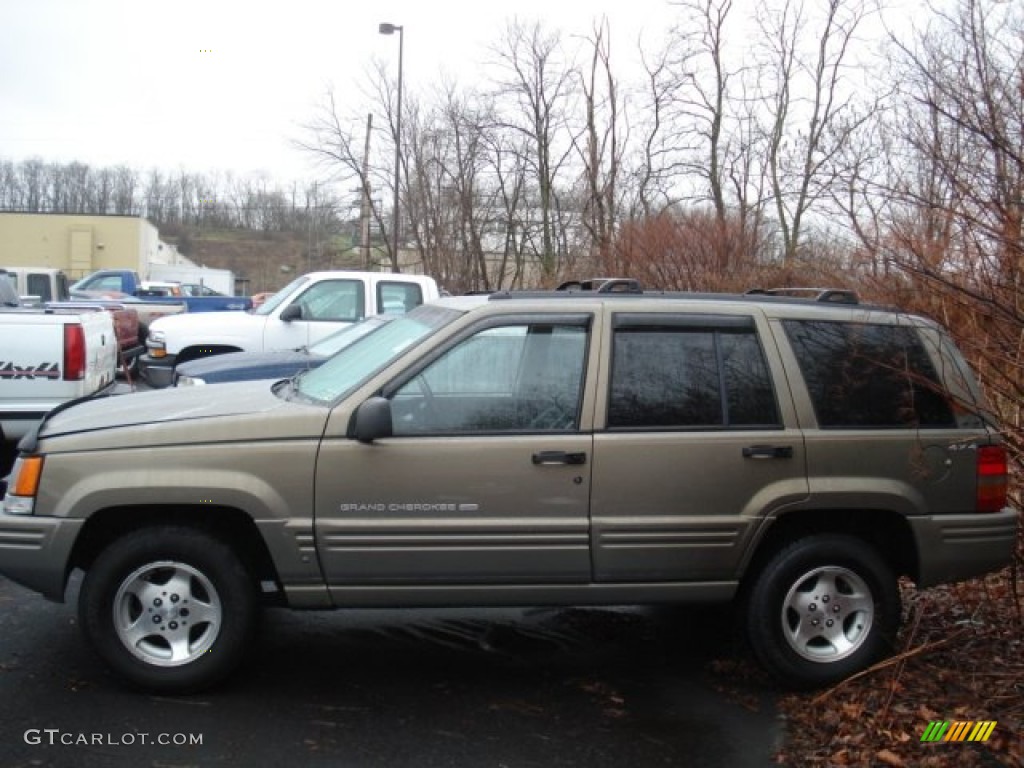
[744,287,859,305]
[486,281,873,308]
[556,278,643,293]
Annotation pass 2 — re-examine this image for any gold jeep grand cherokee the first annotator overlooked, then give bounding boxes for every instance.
[0,281,1017,692]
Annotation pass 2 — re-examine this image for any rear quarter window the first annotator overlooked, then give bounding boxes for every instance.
[378,281,423,314]
[782,319,956,429]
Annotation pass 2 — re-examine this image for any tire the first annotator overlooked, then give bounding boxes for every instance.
[745,534,900,689]
[79,526,258,693]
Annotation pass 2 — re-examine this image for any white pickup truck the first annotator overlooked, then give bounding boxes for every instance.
[0,270,118,443]
[138,270,440,387]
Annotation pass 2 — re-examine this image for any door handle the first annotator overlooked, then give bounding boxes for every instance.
[742,445,794,460]
[532,451,587,466]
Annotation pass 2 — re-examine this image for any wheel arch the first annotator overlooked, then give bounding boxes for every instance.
[68,505,282,602]
[741,508,919,591]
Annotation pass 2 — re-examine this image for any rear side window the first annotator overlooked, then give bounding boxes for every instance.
[378,281,423,315]
[608,315,780,429]
[783,320,955,429]
[27,274,51,302]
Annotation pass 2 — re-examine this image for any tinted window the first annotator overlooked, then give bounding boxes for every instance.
[783,320,955,428]
[27,274,51,302]
[722,332,780,425]
[608,319,779,429]
[391,322,588,434]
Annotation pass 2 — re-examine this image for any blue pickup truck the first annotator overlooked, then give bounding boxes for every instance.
[70,270,252,313]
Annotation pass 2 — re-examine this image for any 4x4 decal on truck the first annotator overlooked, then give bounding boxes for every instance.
[0,362,60,380]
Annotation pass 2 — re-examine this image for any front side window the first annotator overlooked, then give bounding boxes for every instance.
[390,321,589,435]
[291,279,364,322]
[783,319,955,429]
[608,315,779,429]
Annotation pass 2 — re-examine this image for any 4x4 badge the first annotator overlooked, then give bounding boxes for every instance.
[0,362,60,380]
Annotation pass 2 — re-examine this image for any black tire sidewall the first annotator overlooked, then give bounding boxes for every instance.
[746,534,900,689]
[80,526,257,694]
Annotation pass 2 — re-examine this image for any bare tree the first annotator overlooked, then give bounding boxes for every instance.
[574,17,625,272]
[491,20,580,280]
[756,0,877,265]
[629,37,692,219]
[295,80,395,270]
[877,0,1024,466]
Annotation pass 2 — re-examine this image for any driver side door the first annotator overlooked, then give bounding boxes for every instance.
[264,278,365,350]
[314,314,596,590]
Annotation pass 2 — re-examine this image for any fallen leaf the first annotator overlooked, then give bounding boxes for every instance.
[875,748,905,767]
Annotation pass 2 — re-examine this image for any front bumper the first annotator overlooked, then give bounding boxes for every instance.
[137,353,177,388]
[0,512,82,601]
[910,508,1019,587]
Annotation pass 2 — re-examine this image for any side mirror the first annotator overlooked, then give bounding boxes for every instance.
[350,397,393,443]
[280,304,303,322]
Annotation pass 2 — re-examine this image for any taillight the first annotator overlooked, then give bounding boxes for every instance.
[976,445,1007,513]
[64,323,85,380]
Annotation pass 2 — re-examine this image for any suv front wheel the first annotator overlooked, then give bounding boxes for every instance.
[746,534,901,689]
[79,526,258,693]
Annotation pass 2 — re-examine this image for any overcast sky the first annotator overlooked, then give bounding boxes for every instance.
[0,0,677,184]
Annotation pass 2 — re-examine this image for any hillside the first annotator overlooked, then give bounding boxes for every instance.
[163,228,368,295]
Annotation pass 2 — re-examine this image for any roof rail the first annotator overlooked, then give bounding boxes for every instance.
[556,278,643,293]
[745,287,859,305]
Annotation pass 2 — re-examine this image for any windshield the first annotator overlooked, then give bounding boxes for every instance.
[308,314,394,357]
[291,304,463,404]
[254,275,308,316]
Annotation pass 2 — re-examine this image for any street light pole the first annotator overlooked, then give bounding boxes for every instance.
[379,22,403,272]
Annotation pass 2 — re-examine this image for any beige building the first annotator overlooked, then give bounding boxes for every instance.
[0,212,168,280]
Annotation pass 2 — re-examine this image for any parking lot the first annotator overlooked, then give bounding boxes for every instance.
[0,573,782,767]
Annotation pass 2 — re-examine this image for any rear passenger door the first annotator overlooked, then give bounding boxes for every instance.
[589,311,810,582]
[779,318,982,516]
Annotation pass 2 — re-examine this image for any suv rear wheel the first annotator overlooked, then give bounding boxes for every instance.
[745,534,900,688]
[79,526,257,693]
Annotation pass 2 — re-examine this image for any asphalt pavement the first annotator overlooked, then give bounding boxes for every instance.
[0,574,782,768]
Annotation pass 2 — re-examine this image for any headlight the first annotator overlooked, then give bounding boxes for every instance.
[146,330,166,357]
[175,375,206,387]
